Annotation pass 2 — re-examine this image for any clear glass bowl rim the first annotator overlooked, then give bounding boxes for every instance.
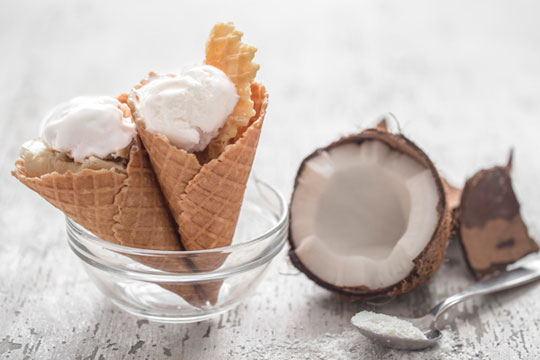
[66,178,289,256]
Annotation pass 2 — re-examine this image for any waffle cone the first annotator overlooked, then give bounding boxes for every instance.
[178,83,267,251]
[114,139,207,305]
[12,160,126,243]
[135,83,268,304]
[205,22,260,159]
[112,138,179,249]
[137,83,267,250]
[12,137,205,306]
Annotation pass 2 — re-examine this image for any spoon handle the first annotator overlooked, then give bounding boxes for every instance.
[431,259,540,321]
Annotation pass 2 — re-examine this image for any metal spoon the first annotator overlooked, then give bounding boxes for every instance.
[352,258,540,350]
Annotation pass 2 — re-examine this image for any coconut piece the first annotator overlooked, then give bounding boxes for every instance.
[289,121,451,299]
[458,151,538,279]
[441,178,463,238]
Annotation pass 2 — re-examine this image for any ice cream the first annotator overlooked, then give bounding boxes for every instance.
[20,138,126,177]
[40,96,136,162]
[129,65,238,152]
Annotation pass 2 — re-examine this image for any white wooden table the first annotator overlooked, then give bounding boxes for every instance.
[2,1,540,358]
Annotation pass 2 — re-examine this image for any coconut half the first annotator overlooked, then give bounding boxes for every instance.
[289,121,451,298]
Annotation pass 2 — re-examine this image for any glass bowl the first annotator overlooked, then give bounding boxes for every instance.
[66,178,288,323]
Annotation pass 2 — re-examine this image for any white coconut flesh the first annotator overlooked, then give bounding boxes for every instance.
[291,140,439,289]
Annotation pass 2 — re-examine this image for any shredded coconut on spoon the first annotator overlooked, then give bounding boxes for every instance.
[351,311,427,340]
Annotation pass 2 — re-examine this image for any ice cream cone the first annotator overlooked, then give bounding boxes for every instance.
[12,160,126,243]
[126,24,265,306]
[177,83,267,251]
[134,83,268,304]
[131,21,264,251]
[135,83,267,249]
[12,136,207,306]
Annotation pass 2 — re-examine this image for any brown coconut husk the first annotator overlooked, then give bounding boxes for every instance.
[458,151,539,279]
[288,120,452,299]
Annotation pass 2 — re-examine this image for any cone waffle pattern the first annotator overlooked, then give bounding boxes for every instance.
[205,22,260,159]
[111,140,206,304]
[12,163,126,243]
[12,139,208,305]
[112,138,181,250]
[137,83,267,251]
[136,124,201,224]
[178,86,266,251]
[136,84,268,305]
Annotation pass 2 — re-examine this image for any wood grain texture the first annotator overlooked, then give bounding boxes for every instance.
[2,0,540,359]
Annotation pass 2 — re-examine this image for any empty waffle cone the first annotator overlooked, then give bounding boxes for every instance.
[134,83,268,304]
[12,137,205,306]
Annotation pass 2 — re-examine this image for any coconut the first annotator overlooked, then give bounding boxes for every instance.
[457,151,539,279]
[288,120,452,299]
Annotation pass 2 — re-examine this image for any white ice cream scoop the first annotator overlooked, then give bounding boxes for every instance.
[40,96,136,162]
[129,65,238,152]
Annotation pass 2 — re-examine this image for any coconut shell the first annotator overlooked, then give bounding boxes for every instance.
[288,120,452,299]
[458,151,538,279]
[441,177,463,239]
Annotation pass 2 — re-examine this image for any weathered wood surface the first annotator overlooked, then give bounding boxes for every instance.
[2,0,540,358]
